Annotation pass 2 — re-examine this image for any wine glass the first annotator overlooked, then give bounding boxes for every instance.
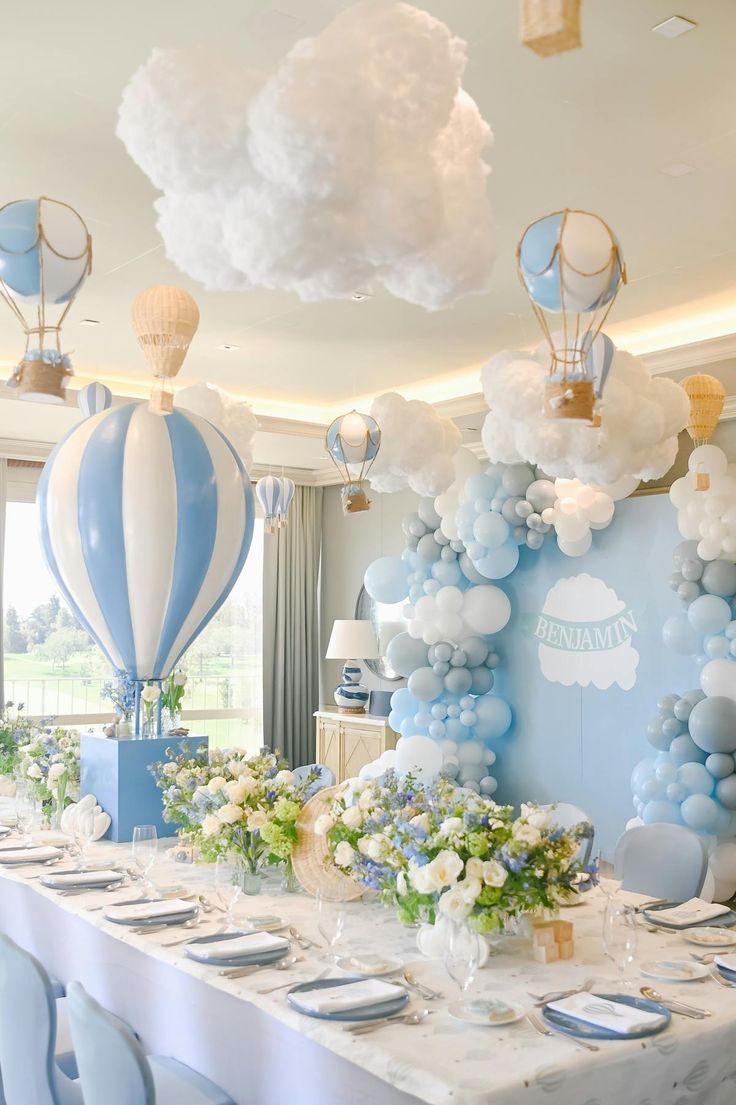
[15,789,36,847]
[315,889,345,961]
[74,806,96,868]
[215,856,243,930]
[594,849,621,900]
[131,825,158,896]
[602,898,638,988]
[444,921,480,1011]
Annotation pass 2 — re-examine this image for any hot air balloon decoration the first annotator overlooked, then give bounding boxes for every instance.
[326,410,381,515]
[256,474,296,534]
[0,197,92,403]
[132,285,200,414]
[77,381,112,419]
[517,209,625,423]
[682,373,726,490]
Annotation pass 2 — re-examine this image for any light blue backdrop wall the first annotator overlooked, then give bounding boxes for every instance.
[491,492,696,857]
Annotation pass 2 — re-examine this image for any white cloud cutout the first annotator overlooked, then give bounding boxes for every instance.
[368,392,462,496]
[174,383,258,470]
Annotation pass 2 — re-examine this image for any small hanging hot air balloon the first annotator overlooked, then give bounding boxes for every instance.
[256,475,297,533]
[517,209,625,423]
[0,197,92,403]
[682,374,726,490]
[278,477,295,527]
[131,285,200,414]
[326,410,381,514]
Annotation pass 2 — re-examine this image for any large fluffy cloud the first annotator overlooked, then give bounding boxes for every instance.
[174,383,258,470]
[481,347,688,485]
[368,392,462,496]
[117,2,494,311]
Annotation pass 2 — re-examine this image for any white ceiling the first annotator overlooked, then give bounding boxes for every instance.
[1,0,735,458]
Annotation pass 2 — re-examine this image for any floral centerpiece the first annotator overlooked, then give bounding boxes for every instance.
[16,727,81,823]
[0,702,35,777]
[101,673,136,733]
[150,747,318,887]
[320,771,587,932]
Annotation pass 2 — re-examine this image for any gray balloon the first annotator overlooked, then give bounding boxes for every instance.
[417,498,441,530]
[702,560,736,598]
[706,753,735,779]
[416,533,441,563]
[673,540,700,569]
[385,633,429,679]
[716,775,736,810]
[689,696,736,754]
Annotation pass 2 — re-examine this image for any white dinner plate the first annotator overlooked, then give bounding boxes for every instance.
[683,928,736,948]
[242,915,288,933]
[336,955,403,978]
[640,959,709,982]
[448,1000,524,1027]
[557,893,586,908]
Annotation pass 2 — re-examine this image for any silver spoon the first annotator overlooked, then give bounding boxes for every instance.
[221,955,304,979]
[58,880,125,896]
[130,916,203,936]
[639,986,711,1018]
[349,1009,431,1035]
[289,926,322,950]
[199,895,225,915]
[402,969,444,1000]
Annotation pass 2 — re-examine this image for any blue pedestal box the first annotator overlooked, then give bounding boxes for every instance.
[80,734,209,843]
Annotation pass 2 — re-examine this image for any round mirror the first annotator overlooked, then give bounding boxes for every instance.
[354,585,405,681]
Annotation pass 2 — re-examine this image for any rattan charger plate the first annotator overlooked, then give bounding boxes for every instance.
[291,784,364,901]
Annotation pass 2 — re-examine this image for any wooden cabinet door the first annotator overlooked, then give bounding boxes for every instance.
[341,724,385,781]
[317,718,342,781]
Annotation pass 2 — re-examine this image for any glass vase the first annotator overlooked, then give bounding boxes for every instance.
[242,869,262,896]
[144,713,160,739]
[280,857,300,894]
[161,707,181,734]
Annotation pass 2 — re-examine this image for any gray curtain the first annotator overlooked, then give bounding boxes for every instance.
[263,485,323,767]
[0,459,6,705]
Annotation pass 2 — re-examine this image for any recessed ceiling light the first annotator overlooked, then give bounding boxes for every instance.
[217,343,239,351]
[652,15,697,37]
[660,162,695,177]
[80,318,100,326]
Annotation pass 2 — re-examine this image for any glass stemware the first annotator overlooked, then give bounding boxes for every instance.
[73,806,96,868]
[602,897,638,988]
[315,888,346,961]
[215,856,243,929]
[15,789,36,847]
[444,920,480,1010]
[131,824,158,896]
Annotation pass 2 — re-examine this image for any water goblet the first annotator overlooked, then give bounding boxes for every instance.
[74,806,96,868]
[131,825,158,896]
[444,920,480,1011]
[215,856,243,930]
[15,789,36,847]
[602,897,638,989]
[315,888,346,962]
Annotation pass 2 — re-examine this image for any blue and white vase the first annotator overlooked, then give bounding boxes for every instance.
[334,661,370,713]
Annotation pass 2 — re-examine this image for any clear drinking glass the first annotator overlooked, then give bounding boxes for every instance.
[602,898,638,988]
[215,856,243,929]
[315,889,346,961]
[444,921,480,1010]
[74,806,96,868]
[131,825,158,895]
[15,789,36,847]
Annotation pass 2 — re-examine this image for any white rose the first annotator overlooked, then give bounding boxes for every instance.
[527,808,553,831]
[227,760,248,777]
[222,779,246,803]
[427,849,464,889]
[358,788,376,811]
[465,856,484,879]
[341,805,363,829]
[247,809,268,831]
[48,763,67,783]
[396,871,408,897]
[408,863,436,895]
[409,813,430,833]
[357,836,371,857]
[439,817,464,837]
[334,841,355,868]
[217,803,244,825]
[314,814,335,837]
[365,834,386,861]
[162,762,178,778]
[512,822,542,848]
[207,776,227,793]
[174,673,187,686]
[274,770,294,786]
[27,763,42,780]
[459,876,482,904]
[482,859,508,888]
[439,887,473,921]
[201,814,220,837]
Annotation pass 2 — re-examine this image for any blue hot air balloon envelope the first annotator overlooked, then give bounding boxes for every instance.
[0,198,90,305]
[518,210,623,314]
[37,403,254,681]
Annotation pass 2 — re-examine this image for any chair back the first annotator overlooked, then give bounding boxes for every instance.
[0,935,62,1105]
[293,763,335,796]
[614,823,708,900]
[67,982,154,1105]
[541,802,595,866]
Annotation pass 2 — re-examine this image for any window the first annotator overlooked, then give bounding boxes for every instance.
[3,491,264,753]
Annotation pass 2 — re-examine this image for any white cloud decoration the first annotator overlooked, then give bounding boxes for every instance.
[670,445,736,560]
[480,346,688,485]
[117,2,495,311]
[174,383,258,469]
[367,392,462,496]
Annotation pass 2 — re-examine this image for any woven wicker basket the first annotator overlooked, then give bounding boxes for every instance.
[682,374,726,446]
[291,785,364,901]
[341,482,371,514]
[544,379,594,422]
[17,359,67,403]
[520,0,581,57]
[132,285,200,379]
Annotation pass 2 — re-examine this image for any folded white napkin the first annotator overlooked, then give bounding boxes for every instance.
[651,899,730,926]
[43,869,121,888]
[714,954,736,973]
[104,898,194,922]
[0,846,62,864]
[191,932,289,960]
[291,978,405,1015]
[547,992,665,1035]
[348,953,394,974]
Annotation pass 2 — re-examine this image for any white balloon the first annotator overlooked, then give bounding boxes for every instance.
[701,658,736,702]
[435,586,463,614]
[688,445,728,477]
[462,585,511,634]
[395,735,443,783]
[709,841,736,883]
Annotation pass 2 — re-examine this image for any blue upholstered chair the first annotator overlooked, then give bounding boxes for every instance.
[614,822,708,901]
[67,982,233,1105]
[0,935,81,1105]
[542,802,595,867]
[292,762,335,796]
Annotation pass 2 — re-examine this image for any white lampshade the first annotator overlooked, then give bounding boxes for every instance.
[325,619,379,660]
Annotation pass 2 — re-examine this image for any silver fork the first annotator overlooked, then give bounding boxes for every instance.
[529,978,595,1005]
[257,966,330,995]
[526,1011,600,1052]
[709,967,736,989]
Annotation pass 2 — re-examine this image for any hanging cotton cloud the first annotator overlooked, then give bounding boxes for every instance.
[481,348,688,485]
[368,392,462,496]
[174,383,258,470]
[117,2,495,311]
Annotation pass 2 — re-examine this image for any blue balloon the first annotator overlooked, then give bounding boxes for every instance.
[680,794,721,833]
[642,800,683,825]
[669,734,707,766]
[407,667,444,703]
[662,614,700,655]
[715,775,736,810]
[702,560,736,598]
[518,211,622,312]
[0,198,90,303]
[388,687,421,723]
[676,762,714,797]
[416,534,441,564]
[386,633,428,679]
[473,512,509,550]
[78,382,112,419]
[473,695,512,740]
[705,635,730,660]
[444,668,473,696]
[688,696,736,754]
[688,594,732,635]
[705,753,735,779]
[364,557,410,604]
[431,560,463,587]
[475,540,520,581]
[470,667,494,695]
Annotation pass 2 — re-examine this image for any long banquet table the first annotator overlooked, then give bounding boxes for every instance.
[1,836,736,1105]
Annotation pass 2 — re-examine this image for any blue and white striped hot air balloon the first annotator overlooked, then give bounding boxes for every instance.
[77,382,112,418]
[37,403,254,681]
[255,475,282,533]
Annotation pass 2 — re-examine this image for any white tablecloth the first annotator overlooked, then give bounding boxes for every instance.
[1,837,736,1105]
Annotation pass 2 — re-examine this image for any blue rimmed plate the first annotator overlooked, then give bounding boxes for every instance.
[287,976,409,1022]
[41,869,124,891]
[104,905,199,928]
[184,931,290,967]
[542,993,670,1041]
[642,902,736,930]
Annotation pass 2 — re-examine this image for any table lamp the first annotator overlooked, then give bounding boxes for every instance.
[325,619,380,713]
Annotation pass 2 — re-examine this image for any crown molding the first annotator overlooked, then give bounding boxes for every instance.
[639,333,736,375]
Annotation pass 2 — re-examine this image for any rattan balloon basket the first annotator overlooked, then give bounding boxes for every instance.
[17,359,68,402]
[544,379,595,422]
[291,785,364,901]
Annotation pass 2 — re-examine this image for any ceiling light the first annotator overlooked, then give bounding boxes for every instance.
[652,15,697,37]
[80,318,100,326]
[217,343,239,351]
[660,162,695,177]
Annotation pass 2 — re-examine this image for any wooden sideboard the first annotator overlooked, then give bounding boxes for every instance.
[314,710,399,783]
